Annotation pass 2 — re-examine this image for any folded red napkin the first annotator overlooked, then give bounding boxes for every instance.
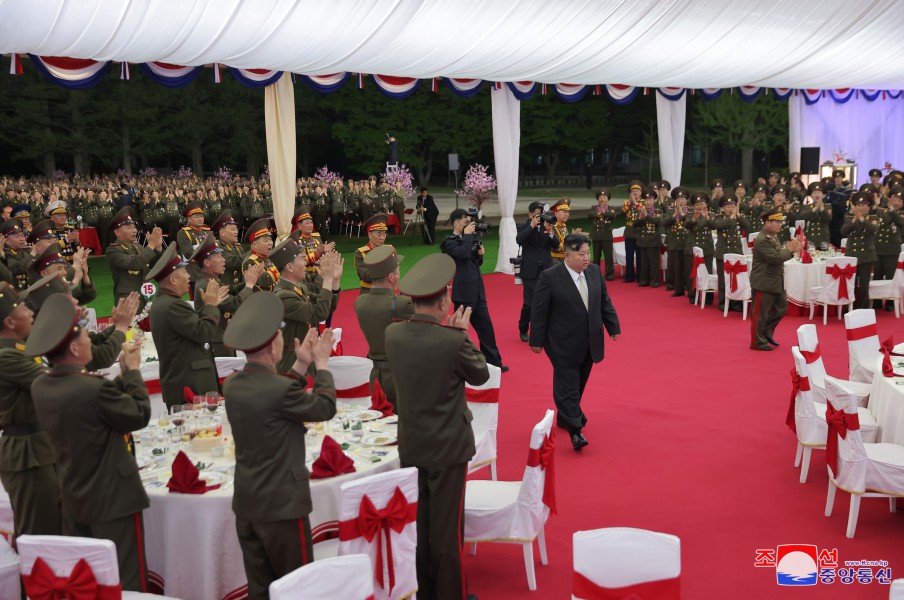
[183,386,196,405]
[310,435,356,479]
[800,249,813,264]
[881,335,904,357]
[369,380,395,417]
[882,349,904,378]
[167,450,221,494]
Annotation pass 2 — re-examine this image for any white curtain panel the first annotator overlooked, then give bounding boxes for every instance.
[655,91,686,186]
[264,73,296,238]
[789,93,904,186]
[3,1,904,87]
[491,85,520,274]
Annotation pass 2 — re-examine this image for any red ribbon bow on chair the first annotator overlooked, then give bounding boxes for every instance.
[339,487,417,592]
[800,344,821,364]
[723,260,748,293]
[786,369,810,434]
[825,403,860,477]
[689,255,705,291]
[23,557,122,600]
[826,264,856,300]
[526,429,557,514]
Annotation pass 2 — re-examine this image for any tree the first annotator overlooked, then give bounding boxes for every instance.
[686,105,718,184]
[626,119,658,182]
[693,93,788,183]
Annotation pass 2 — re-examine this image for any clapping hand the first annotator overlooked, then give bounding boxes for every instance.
[313,328,333,369]
[199,279,228,306]
[120,336,143,373]
[446,305,472,331]
[111,292,140,331]
[787,239,801,252]
[66,230,80,243]
[243,262,265,288]
[146,227,164,250]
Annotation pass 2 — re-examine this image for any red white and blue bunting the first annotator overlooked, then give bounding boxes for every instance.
[8,56,904,104]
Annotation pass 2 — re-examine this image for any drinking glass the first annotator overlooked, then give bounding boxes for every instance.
[171,406,186,440]
[206,392,219,415]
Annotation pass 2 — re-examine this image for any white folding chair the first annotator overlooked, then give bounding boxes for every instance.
[467,363,501,480]
[336,468,419,600]
[796,324,871,407]
[790,348,877,483]
[0,537,18,600]
[17,535,180,599]
[612,227,626,277]
[824,379,904,538]
[572,528,681,600]
[844,309,881,383]
[891,578,904,599]
[868,251,904,318]
[809,256,857,324]
[464,410,554,591]
[328,355,375,408]
[722,253,751,319]
[692,246,718,308]
[270,554,374,600]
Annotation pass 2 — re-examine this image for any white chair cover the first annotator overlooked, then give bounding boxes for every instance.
[844,309,880,383]
[722,253,751,301]
[890,578,904,600]
[17,535,178,600]
[328,355,374,407]
[337,468,418,600]
[467,364,501,478]
[791,347,827,447]
[796,324,871,407]
[0,478,13,543]
[0,537,19,600]
[270,554,374,600]
[868,251,904,318]
[612,226,626,270]
[572,528,680,599]
[810,256,857,323]
[86,307,98,332]
[692,246,718,308]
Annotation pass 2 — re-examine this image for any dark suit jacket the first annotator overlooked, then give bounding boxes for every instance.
[516,220,560,280]
[417,194,439,220]
[32,365,151,523]
[529,263,620,365]
[225,366,336,521]
[440,233,484,304]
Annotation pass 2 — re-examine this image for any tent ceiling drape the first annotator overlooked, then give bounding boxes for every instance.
[3,0,904,89]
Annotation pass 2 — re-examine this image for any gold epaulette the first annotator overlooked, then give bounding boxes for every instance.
[357,245,370,253]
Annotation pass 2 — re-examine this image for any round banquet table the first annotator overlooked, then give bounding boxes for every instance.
[137,416,400,600]
[743,255,843,308]
[867,352,904,444]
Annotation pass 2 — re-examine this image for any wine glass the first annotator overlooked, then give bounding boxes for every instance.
[205,391,219,415]
[171,406,186,440]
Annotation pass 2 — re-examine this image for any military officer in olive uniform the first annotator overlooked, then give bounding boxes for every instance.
[212,210,245,292]
[750,208,800,351]
[106,208,164,311]
[385,254,490,600]
[28,293,151,592]
[636,189,663,288]
[0,283,60,539]
[714,196,751,312]
[709,179,726,212]
[176,200,211,284]
[28,242,97,306]
[662,186,690,296]
[354,245,414,408]
[770,184,797,244]
[45,199,80,262]
[549,198,577,266]
[224,293,337,600]
[588,190,617,279]
[684,192,716,305]
[798,181,833,249]
[355,214,390,295]
[148,243,225,411]
[271,238,340,373]
[11,204,33,237]
[874,187,904,310]
[241,218,280,292]
[293,209,336,276]
[0,218,34,290]
[841,192,880,309]
[742,183,770,224]
[622,181,643,281]
[310,184,331,234]
[191,234,262,357]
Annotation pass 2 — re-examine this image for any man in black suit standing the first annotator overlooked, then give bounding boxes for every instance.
[530,233,621,450]
[441,208,508,372]
[516,201,560,343]
[416,187,439,244]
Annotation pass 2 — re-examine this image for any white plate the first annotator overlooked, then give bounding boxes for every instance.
[377,415,398,425]
[357,410,384,422]
[199,471,227,487]
[361,433,397,446]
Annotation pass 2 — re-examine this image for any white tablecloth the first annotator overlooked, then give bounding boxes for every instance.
[868,354,904,444]
[140,422,399,600]
[744,257,839,307]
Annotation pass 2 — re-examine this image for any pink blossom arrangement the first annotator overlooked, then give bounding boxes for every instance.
[382,164,414,199]
[116,168,128,178]
[139,167,157,177]
[215,166,232,182]
[314,165,343,186]
[175,165,193,179]
[457,164,496,210]
[52,169,69,181]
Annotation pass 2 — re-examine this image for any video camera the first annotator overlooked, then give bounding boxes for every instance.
[537,212,556,226]
[466,208,490,253]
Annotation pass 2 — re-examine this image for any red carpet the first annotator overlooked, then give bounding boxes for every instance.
[331,274,904,599]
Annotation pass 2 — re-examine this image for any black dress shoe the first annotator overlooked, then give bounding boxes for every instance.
[638,282,649,287]
[766,337,780,347]
[671,291,684,297]
[666,285,674,291]
[570,431,589,451]
[651,283,659,288]
[467,595,479,600]
[519,332,529,343]
[499,365,510,373]
[753,345,773,351]
[623,278,635,283]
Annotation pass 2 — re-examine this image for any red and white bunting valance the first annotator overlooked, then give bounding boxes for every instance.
[304,73,350,93]
[553,83,589,103]
[228,67,283,88]
[445,78,484,97]
[28,55,109,89]
[140,61,203,87]
[371,75,419,98]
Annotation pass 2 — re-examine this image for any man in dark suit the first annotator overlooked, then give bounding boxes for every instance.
[386,253,489,600]
[530,233,621,450]
[416,187,439,244]
[224,292,337,600]
[440,209,507,371]
[516,201,560,342]
[28,294,151,591]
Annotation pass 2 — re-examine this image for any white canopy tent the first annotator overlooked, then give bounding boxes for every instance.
[3,0,904,271]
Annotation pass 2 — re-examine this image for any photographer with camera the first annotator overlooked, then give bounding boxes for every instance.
[441,208,508,372]
[515,201,560,343]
